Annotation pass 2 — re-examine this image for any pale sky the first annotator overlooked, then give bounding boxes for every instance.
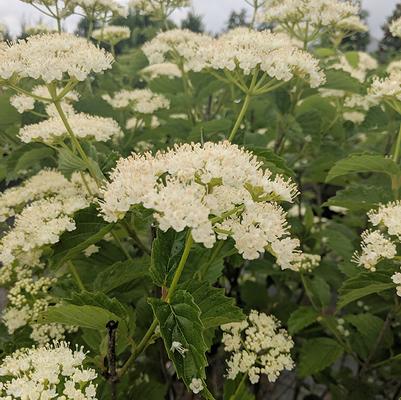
[0,0,399,39]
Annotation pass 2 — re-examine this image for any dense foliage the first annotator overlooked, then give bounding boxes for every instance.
[1,0,401,399]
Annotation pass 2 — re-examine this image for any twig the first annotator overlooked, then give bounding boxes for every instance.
[106,320,119,400]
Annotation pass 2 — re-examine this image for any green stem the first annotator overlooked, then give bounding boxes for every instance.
[53,99,102,186]
[167,233,193,302]
[111,230,132,260]
[117,318,158,378]
[68,261,85,291]
[228,93,252,142]
[392,124,401,163]
[7,84,51,102]
[117,231,194,377]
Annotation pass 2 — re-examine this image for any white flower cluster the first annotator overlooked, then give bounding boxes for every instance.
[392,272,401,297]
[0,170,96,343]
[100,141,302,267]
[291,253,321,272]
[130,0,189,16]
[2,274,77,344]
[10,85,79,114]
[390,17,401,38]
[102,89,170,113]
[126,115,160,130]
[19,113,123,143]
[331,52,377,83]
[0,33,113,83]
[352,200,401,272]
[369,71,401,104]
[261,0,366,34]
[200,28,325,87]
[92,25,131,44]
[387,60,401,74]
[141,63,182,79]
[221,310,294,384]
[0,169,96,222]
[0,341,97,399]
[72,0,128,18]
[142,29,214,72]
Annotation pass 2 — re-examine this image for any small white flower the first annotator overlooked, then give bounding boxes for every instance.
[189,378,204,394]
[170,341,188,356]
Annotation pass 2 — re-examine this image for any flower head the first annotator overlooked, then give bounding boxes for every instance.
[390,17,401,39]
[222,310,294,384]
[100,141,301,266]
[92,25,131,45]
[0,33,113,83]
[0,341,97,399]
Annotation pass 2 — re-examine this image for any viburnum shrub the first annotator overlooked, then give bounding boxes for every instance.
[1,0,401,398]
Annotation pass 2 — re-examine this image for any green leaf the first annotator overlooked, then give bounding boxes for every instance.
[14,147,55,174]
[298,338,344,377]
[51,206,114,268]
[150,229,186,287]
[326,154,401,182]
[322,70,364,94]
[93,258,150,293]
[324,184,393,212]
[223,375,255,400]
[302,275,331,308]
[38,304,121,331]
[288,307,319,335]
[148,290,208,387]
[189,119,232,140]
[338,272,395,309]
[129,380,167,400]
[58,148,88,176]
[181,281,245,329]
[344,51,360,69]
[346,313,385,349]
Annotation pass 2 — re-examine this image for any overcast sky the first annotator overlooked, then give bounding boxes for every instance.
[0,0,399,39]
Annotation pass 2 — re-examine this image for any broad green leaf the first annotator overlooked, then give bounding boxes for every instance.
[298,337,344,377]
[302,275,331,308]
[322,70,363,94]
[150,229,186,287]
[324,184,392,212]
[346,313,385,349]
[148,290,208,387]
[93,258,150,293]
[51,206,114,268]
[338,272,395,309]
[181,281,245,329]
[58,148,88,176]
[0,92,21,130]
[14,147,54,174]
[344,51,360,69]
[288,307,319,335]
[326,154,401,182]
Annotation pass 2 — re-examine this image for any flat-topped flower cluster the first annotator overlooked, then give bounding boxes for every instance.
[0,33,113,83]
[100,141,302,267]
[143,28,325,88]
[0,341,98,399]
[221,310,294,384]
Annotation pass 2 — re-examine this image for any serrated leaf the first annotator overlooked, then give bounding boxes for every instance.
[51,206,114,268]
[298,338,343,377]
[288,307,319,335]
[338,272,395,309]
[148,290,208,387]
[93,258,150,293]
[150,229,186,287]
[326,154,400,182]
[181,281,245,329]
[302,275,331,308]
